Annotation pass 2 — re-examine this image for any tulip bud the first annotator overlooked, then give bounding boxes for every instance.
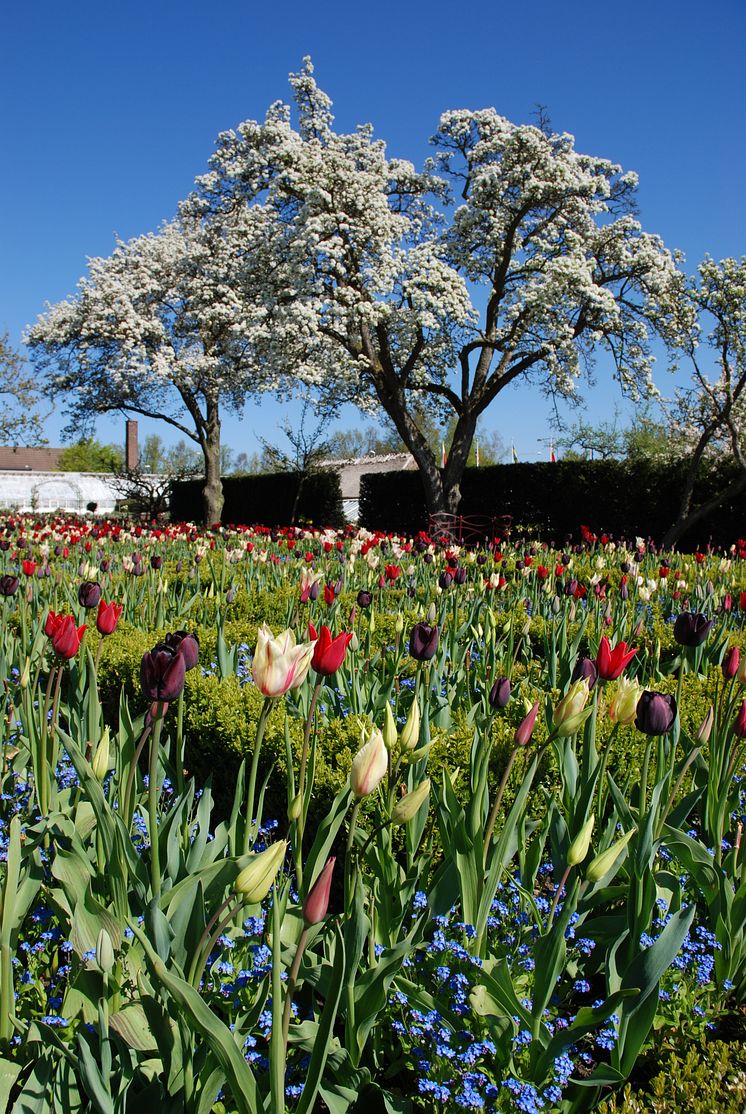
[303,857,335,925]
[95,928,115,975]
[608,676,643,726]
[733,699,746,740]
[553,679,591,736]
[400,698,421,751]
[350,728,388,797]
[19,658,31,689]
[382,703,398,750]
[696,705,715,745]
[489,677,511,709]
[722,646,740,680]
[586,828,635,883]
[288,793,302,822]
[635,691,677,736]
[391,779,431,825]
[426,602,437,624]
[91,727,110,781]
[369,610,376,635]
[567,814,595,867]
[515,702,540,747]
[409,622,438,661]
[234,840,288,903]
[395,614,404,634]
[349,630,359,652]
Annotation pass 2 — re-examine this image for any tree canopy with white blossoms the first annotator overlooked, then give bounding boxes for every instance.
[658,256,746,547]
[188,58,682,516]
[27,207,287,522]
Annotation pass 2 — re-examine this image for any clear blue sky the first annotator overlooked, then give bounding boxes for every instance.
[2,0,744,460]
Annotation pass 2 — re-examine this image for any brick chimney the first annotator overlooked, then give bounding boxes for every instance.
[125,420,138,472]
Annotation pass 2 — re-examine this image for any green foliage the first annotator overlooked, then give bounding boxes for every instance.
[57,438,124,472]
[170,470,345,527]
[597,1037,746,1113]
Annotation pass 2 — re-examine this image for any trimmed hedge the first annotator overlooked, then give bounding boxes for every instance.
[170,470,345,527]
[359,458,746,548]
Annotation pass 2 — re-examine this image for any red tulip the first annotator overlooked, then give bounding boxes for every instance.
[96,599,123,636]
[596,636,637,681]
[50,615,86,659]
[22,559,36,577]
[312,625,353,676]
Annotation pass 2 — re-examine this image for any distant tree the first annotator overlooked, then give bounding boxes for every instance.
[57,439,123,472]
[556,408,687,463]
[256,404,333,524]
[325,425,404,460]
[0,332,47,446]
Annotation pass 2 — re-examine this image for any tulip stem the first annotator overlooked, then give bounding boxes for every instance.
[344,801,361,916]
[294,678,322,886]
[483,745,519,865]
[148,703,165,901]
[547,863,572,929]
[188,893,242,988]
[244,697,273,855]
[281,925,309,1049]
[37,664,57,818]
[123,720,152,826]
[175,691,186,798]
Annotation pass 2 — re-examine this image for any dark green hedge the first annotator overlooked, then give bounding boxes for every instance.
[359,458,745,548]
[170,471,345,527]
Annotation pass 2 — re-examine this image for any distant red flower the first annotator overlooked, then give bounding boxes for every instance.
[323,583,336,606]
[22,559,36,577]
[312,625,353,676]
[385,565,401,581]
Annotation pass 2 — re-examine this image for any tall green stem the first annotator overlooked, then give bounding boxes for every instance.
[244,697,273,854]
[148,704,165,900]
[294,678,322,886]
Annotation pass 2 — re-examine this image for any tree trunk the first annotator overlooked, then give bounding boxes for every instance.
[661,466,746,549]
[201,404,224,525]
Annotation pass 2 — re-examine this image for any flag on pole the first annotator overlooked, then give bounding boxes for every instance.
[511,444,519,464]
[550,441,556,463]
[590,447,594,461]
[441,442,447,468]
[475,441,480,468]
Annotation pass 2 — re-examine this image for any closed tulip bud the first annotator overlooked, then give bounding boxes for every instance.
[553,679,591,735]
[19,658,31,689]
[288,793,302,821]
[733,699,746,740]
[368,610,376,635]
[78,581,102,609]
[409,622,438,661]
[91,727,110,781]
[349,630,359,652]
[635,691,677,736]
[439,571,453,590]
[165,630,200,671]
[567,814,595,867]
[608,676,643,725]
[696,705,715,744]
[722,646,740,680]
[382,702,398,750]
[454,567,467,585]
[351,727,388,797]
[95,928,115,975]
[586,828,635,883]
[141,645,186,702]
[392,779,431,825]
[400,698,421,751]
[357,590,372,608]
[303,857,335,925]
[551,596,561,614]
[673,612,714,647]
[0,574,19,596]
[234,840,288,903]
[489,677,511,709]
[571,657,598,690]
[395,614,404,634]
[426,602,437,624]
[515,701,540,747]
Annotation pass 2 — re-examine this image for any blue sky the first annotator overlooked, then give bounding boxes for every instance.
[2,0,744,461]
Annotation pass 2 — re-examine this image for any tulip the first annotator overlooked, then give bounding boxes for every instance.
[165,630,200,671]
[608,676,643,725]
[733,699,746,740]
[21,559,36,577]
[489,677,511,709]
[438,571,453,590]
[303,857,335,925]
[673,612,714,647]
[356,590,372,608]
[400,697,421,751]
[50,615,86,659]
[350,727,388,797]
[596,636,637,681]
[382,702,398,750]
[454,567,467,585]
[0,574,19,596]
[91,728,111,781]
[234,840,288,903]
[586,829,635,883]
[571,657,598,690]
[251,624,315,698]
[78,581,102,609]
[567,814,595,867]
[150,555,163,570]
[96,599,123,636]
[722,646,740,680]
[311,626,353,676]
[553,679,592,736]
[392,779,431,825]
[409,622,438,661]
[515,702,540,747]
[141,645,187,703]
[635,691,677,735]
[696,705,715,744]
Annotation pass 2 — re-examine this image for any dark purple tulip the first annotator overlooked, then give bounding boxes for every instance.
[438,571,453,590]
[489,677,511,709]
[620,582,629,600]
[409,622,439,661]
[423,552,434,564]
[572,657,598,690]
[100,559,111,573]
[141,645,187,702]
[53,544,63,556]
[446,556,459,569]
[164,630,200,671]
[132,564,144,577]
[151,555,163,570]
[477,554,487,566]
[175,560,183,573]
[309,580,320,601]
[564,579,578,597]
[357,590,372,608]
[225,588,236,604]
[78,581,102,609]
[454,567,467,585]
[635,691,677,735]
[0,574,19,596]
[673,613,714,647]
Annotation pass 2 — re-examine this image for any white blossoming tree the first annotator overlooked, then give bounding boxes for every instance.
[190,59,681,518]
[27,208,284,523]
[0,332,47,446]
[658,257,746,548]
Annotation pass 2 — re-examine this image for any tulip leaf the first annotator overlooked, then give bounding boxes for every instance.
[296,922,346,1114]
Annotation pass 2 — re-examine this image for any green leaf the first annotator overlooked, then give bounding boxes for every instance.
[296,923,346,1114]
[0,1060,22,1114]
